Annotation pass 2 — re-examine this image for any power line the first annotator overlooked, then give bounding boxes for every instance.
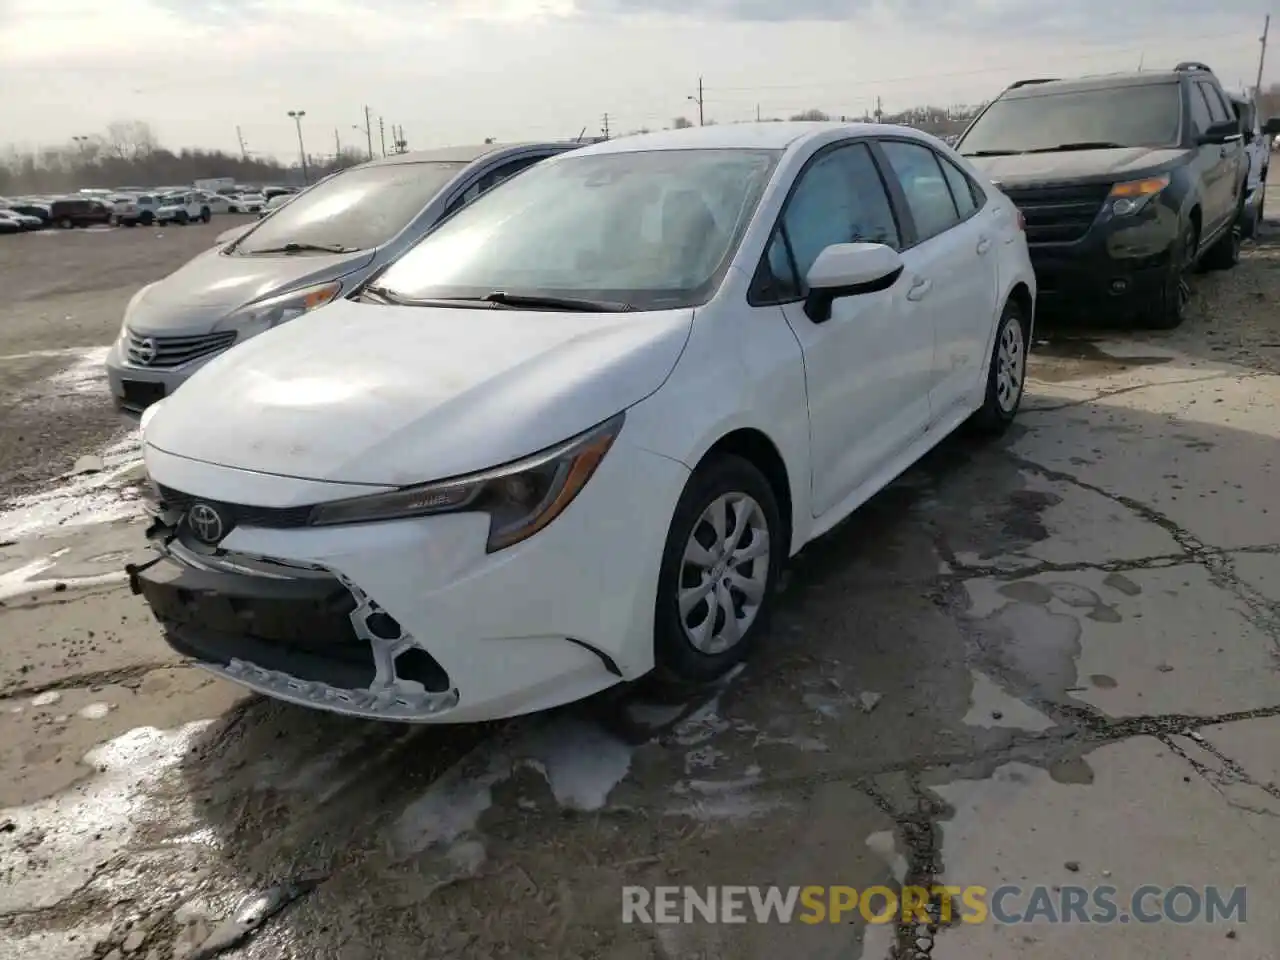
[702,30,1259,93]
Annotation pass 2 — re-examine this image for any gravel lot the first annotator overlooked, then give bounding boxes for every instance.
[0,208,1278,960]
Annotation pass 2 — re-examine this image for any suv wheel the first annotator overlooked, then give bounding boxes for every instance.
[200,207,211,223]
[1140,221,1196,330]
[140,212,154,226]
[58,217,73,229]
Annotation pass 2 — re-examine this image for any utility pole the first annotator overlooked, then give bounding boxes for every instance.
[363,106,374,160]
[1254,14,1270,99]
[334,127,342,159]
[874,95,883,124]
[235,125,248,160]
[379,116,386,157]
[287,110,308,184]
[689,76,705,126]
[756,103,761,122]
[601,113,610,139]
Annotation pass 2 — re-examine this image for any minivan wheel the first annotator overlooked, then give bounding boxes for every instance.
[653,455,784,687]
[969,299,1027,435]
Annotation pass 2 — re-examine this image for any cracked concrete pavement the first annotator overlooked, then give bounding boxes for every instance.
[1,221,1279,959]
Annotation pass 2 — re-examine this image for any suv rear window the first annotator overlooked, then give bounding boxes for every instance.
[959,82,1182,155]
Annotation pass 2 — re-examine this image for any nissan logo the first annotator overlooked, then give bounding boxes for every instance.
[135,337,158,365]
[186,502,227,544]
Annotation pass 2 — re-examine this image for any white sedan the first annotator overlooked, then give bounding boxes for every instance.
[131,123,1034,723]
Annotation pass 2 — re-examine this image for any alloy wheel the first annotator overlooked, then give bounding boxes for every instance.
[995,317,1025,413]
[677,492,771,655]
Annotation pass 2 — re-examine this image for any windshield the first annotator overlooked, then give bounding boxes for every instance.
[372,148,780,311]
[960,82,1182,155]
[232,161,466,255]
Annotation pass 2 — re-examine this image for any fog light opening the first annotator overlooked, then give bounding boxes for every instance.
[1109,278,1129,295]
[393,647,451,693]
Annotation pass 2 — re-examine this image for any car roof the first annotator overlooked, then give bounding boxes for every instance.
[1001,71,1182,99]
[364,141,583,168]
[566,121,930,156]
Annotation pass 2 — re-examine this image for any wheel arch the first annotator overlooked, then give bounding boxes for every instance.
[693,427,794,556]
[1006,280,1034,343]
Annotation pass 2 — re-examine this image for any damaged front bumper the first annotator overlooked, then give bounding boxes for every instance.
[128,516,461,721]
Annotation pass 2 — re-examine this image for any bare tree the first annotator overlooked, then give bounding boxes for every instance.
[104,120,158,162]
[672,116,694,129]
[790,109,830,121]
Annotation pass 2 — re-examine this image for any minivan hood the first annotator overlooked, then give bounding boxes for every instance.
[126,247,375,335]
[144,298,694,486]
[967,147,1185,187]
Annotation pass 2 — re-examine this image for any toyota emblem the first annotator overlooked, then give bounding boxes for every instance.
[135,337,158,365]
[186,502,227,544]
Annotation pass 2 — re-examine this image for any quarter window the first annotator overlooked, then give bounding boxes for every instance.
[938,156,978,220]
[880,140,961,242]
[780,142,900,293]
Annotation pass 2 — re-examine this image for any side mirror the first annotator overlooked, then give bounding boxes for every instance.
[803,243,904,322]
[1197,120,1243,145]
[1263,117,1280,136]
[214,223,252,247]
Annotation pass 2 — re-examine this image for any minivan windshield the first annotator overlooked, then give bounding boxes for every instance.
[232,160,467,255]
[369,148,780,311]
[959,82,1182,155]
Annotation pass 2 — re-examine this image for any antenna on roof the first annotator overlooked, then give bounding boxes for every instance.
[575,126,587,142]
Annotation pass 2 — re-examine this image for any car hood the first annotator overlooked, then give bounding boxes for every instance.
[126,247,375,335]
[144,298,695,486]
[967,147,1186,187]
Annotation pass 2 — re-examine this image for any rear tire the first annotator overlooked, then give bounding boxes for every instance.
[969,299,1027,435]
[653,455,784,688]
[58,217,73,229]
[200,207,211,223]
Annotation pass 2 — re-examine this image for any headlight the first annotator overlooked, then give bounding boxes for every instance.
[308,413,625,552]
[1106,175,1170,217]
[223,281,341,333]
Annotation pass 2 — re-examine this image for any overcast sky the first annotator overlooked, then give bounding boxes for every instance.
[0,0,1274,160]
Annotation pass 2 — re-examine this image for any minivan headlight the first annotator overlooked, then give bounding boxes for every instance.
[308,413,624,552]
[224,281,342,332]
[1106,175,1170,217]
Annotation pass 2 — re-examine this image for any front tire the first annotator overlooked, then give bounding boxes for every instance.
[1139,220,1196,330]
[969,298,1027,435]
[653,455,784,687]
[200,207,211,223]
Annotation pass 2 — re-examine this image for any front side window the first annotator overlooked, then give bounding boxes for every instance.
[232,160,468,255]
[959,83,1182,154]
[1196,81,1231,124]
[880,140,961,242]
[780,142,900,294]
[372,148,780,311]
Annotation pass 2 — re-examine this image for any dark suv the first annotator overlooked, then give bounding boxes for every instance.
[956,62,1247,328]
[49,197,115,229]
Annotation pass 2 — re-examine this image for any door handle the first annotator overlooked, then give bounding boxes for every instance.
[976,236,992,255]
[906,277,932,301]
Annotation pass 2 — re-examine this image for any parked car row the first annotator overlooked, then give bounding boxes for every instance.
[0,183,298,235]
[115,60,1275,728]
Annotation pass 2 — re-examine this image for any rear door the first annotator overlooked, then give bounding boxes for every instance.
[874,138,1000,421]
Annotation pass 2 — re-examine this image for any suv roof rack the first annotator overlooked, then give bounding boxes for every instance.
[1009,78,1060,89]
[1174,61,1214,74]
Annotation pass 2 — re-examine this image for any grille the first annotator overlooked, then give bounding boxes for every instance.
[158,485,315,529]
[126,330,236,368]
[999,182,1111,244]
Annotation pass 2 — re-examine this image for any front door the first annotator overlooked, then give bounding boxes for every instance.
[1193,80,1238,234]
[771,140,935,518]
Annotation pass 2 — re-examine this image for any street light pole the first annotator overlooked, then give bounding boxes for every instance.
[287,110,309,184]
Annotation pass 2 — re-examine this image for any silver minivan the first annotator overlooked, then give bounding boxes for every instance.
[105,141,583,412]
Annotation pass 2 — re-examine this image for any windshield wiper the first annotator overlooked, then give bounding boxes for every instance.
[479,292,634,312]
[962,149,1026,157]
[1025,141,1126,153]
[243,241,354,255]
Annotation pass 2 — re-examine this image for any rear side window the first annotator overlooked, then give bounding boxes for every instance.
[879,140,960,242]
[938,156,979,219]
